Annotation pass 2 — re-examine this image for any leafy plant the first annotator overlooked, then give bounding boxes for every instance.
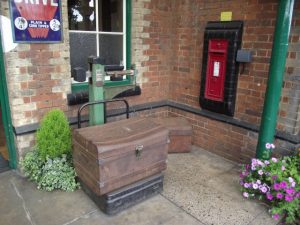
[38,155,79,191]
[36,109,71,160]
[20,150,44,182]
[21,152,79,192]
[20,109,79,192]
[240,144,300,224]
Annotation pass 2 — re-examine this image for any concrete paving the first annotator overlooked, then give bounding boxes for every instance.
[0,146,280,225]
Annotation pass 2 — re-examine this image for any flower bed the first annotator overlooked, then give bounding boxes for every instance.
[240,144,300,224]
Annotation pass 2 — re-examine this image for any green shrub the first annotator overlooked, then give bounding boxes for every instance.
[36,109,71,160]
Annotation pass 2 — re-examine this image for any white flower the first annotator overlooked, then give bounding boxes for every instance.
[243,192,249,198]
[252,183,259,189]
[288,177,294,183]
[258,170,264,175]
[256,180,261,184]
[265,143,271,149]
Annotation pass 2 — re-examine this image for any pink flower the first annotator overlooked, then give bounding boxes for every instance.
[276,193,283,199]
[271,157,278,163]
[266,193,273,200]
[279,181,287,189]
[285,188,295,195]
[273,183,281,191]
[256,160,263,166]
[285,195,293,202]
[260,186,268,193]
[272,214,280,220]
[291,182,296,187]
[281,165,285,171]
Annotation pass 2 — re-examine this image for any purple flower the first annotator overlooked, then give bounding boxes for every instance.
[240,180,244,186]
[296,192,300,198]
[264,160,270,165]
[280,181,287,189]
[271,157,278,163]
[245,164,250,170]
[285,188,295,195]
[266,193,273,200]
[272,213,280,220]
[276,193,283,199]
[243,192,249,198]
[291,182,296,187]
[244,183,250,188]
[251,165,256,171]
[258,170,263,175]
[273,183,281,191]
[271,175,278,180]
[285,195,293,202]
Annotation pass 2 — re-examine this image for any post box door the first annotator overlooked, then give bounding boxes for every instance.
[204,39,228,102]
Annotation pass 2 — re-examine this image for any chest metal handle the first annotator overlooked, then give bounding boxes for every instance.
[135,145,144,159]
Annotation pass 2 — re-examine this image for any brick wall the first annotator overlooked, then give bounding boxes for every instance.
[1,0,299,164]
[130,0,173,106]
[166,0,300,134]
[1,0,71,157]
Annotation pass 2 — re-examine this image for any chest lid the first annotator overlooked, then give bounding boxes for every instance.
[73,117,168,158]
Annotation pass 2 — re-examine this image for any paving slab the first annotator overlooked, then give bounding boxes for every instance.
[0,146,281,225]
[162,147,278,225]
[67,195,203,225]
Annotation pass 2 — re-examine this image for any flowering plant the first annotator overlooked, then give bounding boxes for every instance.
[240,144,300,224]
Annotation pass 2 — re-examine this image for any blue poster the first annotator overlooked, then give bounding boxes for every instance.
[10,0,62,43]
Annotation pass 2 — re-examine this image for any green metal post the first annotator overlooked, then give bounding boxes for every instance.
[126,0,132,70]
[0,35,17,168]
[89,63,105,126]
[256,0,295,159]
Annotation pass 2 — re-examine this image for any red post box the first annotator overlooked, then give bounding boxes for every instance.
[204,39,228,102]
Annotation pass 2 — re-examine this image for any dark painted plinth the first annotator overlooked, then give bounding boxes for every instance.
[79,174,164,215]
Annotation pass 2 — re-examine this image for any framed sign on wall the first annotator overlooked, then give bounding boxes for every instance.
[9,0,62,43]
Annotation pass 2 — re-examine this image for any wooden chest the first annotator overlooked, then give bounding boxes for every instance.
[153,117,192,153]
[72,117,168,195]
